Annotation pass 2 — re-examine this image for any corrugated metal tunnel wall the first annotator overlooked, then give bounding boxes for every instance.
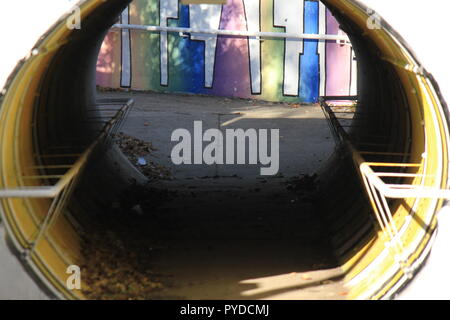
[0,0,448,299]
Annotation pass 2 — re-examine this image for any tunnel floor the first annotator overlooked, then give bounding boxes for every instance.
[80,91,348,300]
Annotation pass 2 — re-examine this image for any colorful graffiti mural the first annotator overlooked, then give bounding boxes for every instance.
[96,0,357,103]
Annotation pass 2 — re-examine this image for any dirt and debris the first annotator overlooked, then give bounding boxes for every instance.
[96,85,133,93]
[115,183,176,215]
[114,132,172,180]
[81,184,176,300]
[286,173,320,203]
[287,173,318,191]
[81,229,164,300]
[114,132,156,157]
[81,179,344,300]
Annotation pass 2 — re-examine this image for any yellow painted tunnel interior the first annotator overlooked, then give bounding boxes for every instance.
[0,0,448,299]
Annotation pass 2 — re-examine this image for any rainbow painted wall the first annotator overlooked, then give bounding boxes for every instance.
[96,0,357,103]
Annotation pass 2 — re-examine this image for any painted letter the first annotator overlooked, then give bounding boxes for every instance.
[189,4,222,88]
[318,2,326,96]
[274,0,304,96]
[243,0,261,94]
[160,0,179,86]
[120,6,132,88]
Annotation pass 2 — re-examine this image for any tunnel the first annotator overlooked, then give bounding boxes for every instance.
[0,0,449,300]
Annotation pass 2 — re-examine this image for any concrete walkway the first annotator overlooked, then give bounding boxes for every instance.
[101,91,335,180]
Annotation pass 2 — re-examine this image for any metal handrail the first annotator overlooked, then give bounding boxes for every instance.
[320,96,450,200]
[0,98,134,257]
[0,99,134,260]
[112,23,352,43]
[0,98,133,199]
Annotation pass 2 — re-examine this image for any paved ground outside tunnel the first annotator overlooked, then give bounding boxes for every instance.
[104,90,335,179]
[84,90,348,300]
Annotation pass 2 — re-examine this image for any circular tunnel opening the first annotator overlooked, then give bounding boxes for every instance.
[0,0,448,300]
